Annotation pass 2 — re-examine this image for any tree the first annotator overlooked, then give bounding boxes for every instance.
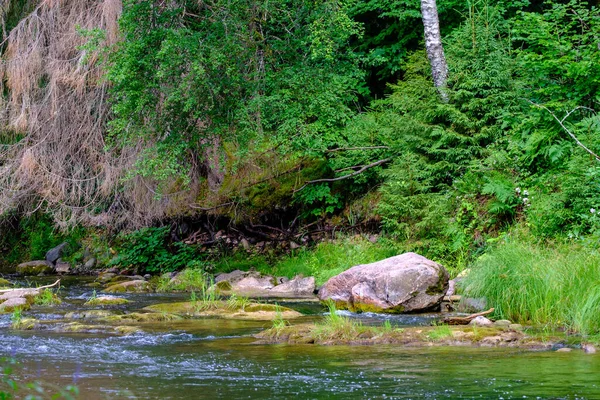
[421,0,448,100]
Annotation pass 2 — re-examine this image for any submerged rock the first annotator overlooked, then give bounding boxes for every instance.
[85,295,129,306]
[143,301,303,321]
[65,310,118,320]
[318,252,449,313]
[104,280,151,293]
[16,260,54,276]
[0,297,28,312]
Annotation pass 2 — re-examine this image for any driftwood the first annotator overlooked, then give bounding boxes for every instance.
[0,279,60,294]
[442,308,495,325]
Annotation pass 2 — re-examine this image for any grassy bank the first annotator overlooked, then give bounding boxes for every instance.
[464,234,600,337]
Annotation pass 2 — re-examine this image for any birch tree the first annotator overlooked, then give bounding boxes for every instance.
[421,0,448,100]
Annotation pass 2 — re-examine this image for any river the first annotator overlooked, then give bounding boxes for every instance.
[1,277,599,399]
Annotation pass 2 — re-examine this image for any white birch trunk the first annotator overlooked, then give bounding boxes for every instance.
[421,0,448,100]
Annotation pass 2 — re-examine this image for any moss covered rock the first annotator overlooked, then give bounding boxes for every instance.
[85,295,129,306]
[64,310,119,320]
[103,312,183,323]
[104,280,151,293]
[143,301,303,321]
[16,260,54,276]
[0,278,12,287]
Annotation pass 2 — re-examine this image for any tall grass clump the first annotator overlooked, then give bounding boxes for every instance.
[463,236,600,336]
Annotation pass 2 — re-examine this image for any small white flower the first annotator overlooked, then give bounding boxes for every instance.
[515,187,521,195]
[591,208,596,214]
[523,190,529,196]
[523,197,529,204]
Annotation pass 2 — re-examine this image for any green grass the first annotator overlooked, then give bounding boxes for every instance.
[33,289,62,306]
[427,324,453,340]
[155,268,208,292]
[213,235,401,285]
[464,235,600,336]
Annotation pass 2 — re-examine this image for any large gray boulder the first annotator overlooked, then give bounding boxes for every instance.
[318,252,449,313]
[46,242,69,265]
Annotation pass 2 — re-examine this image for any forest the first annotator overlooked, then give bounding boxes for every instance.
[1,0,600,338]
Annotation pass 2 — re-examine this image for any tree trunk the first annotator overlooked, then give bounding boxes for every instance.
[421,0,448,101]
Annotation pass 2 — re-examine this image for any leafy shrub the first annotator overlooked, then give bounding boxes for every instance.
[111,227,198,273]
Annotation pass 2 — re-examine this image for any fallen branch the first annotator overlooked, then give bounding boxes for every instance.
[0,279,61,294]
[442,308,495,325]
[294,158,392,192]
[327,146,390,153]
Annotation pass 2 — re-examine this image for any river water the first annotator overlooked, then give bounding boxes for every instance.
[1,278,599,399]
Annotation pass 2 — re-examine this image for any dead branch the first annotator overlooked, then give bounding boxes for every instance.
[442,308,495,325]
[0,279,60,294]
[294,158,392,192]
[528,101,600,162]
[327,146,390,152]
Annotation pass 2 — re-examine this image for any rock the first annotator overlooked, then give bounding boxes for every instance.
[45,242,69,265]
[97,272,116,283]
[509,324,523,331]
[493,319,512,328]
[583,344,597,354]
[143,274,151,280]
[0,297,29,313]
[55,259,71,274]
[240,238,251,250]
[16,260,53,276]
[215,269,246,284]
[556,347,572,353]
[0,278,12,287]
[456,297,487,313]
[469,316,493,327]
[368,235,379,244]
[269,276,316,297]
[232,276,276,293]
[84,258,96,270]
[446,280,456,297]
[103,280,151,293]
[318,252,449,313]
[144,301,303,321]
[85,295,129,306]
[290,241,301,250]
[65,310,117,320]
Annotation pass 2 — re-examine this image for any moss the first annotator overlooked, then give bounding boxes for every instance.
[104,312,183,323]
[0,278,12,287]
[216,280,232,291]
[143,301,303,321]
[426,267,448,295]
[12,318,37,330]
[114,325,143,335]
[64,310,118,320]
[103,280,151,293]
[84,296,129,306]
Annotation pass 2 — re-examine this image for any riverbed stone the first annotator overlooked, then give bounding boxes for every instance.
[85,296,129,306]
[0,297,29,312]
[456,297,487,313]
[493,319,512,328]
[103,280,151,293]
[556,348,572,353]
[583,344,597,354]
[16,260,53,276]
[65,310,118,320]
[144,301,303,321]
[469,316,493,327]
[318,252,449,313]
[268,276,316,297]
[55,259,71,274]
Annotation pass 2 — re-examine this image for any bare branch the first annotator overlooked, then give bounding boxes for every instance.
[294,158,392,193]
[327,146,389,153]
[528,100,600,162]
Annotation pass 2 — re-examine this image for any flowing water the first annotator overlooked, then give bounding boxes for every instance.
[1,277,599,399]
